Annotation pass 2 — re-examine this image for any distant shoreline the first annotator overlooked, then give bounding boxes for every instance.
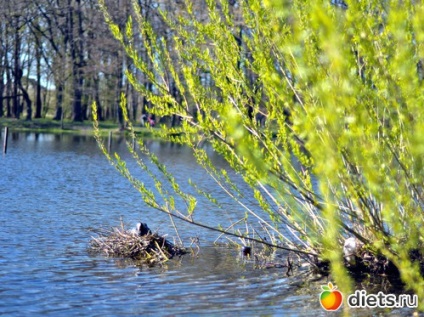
[0,117,154,137]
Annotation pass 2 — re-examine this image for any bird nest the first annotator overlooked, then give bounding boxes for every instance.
[88,223,186,266]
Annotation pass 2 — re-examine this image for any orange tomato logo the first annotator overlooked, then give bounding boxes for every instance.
[320,282,343,311]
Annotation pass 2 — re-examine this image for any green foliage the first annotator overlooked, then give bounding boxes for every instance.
[96,0,424,305]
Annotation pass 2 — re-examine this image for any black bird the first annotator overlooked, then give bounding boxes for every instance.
[136,222,151,236]
[241,246,252,258]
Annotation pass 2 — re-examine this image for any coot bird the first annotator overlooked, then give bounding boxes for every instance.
[136,222,151,236]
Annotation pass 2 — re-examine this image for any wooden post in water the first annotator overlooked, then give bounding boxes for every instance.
[132,135,135,150]
[3,127,8,154]
[108,131,112,153]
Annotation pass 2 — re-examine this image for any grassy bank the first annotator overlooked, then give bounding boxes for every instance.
[0,117,154,137]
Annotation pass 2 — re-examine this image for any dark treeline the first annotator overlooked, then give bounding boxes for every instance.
[0,0,162,124]
[0,0,252,127]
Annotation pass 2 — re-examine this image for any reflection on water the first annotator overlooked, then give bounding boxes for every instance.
[0,133,413,316]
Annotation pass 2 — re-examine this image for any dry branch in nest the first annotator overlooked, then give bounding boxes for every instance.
[88,223,186,266]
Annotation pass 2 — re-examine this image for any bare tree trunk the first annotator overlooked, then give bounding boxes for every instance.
[115,51,125,130]
[5,66,12,118]
[131,83,138,121]
[34,32,43,118]
[93,74,103,120]
[76,0,85,121]
[82,77,90,120]
[69,0,83,122]
[3,20,12,118]
[53,82,64,121]
[0,75,3,118]
[13,15,21,119]
[19,76,32,121]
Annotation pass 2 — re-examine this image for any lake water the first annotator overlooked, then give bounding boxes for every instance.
[0,132,416,316]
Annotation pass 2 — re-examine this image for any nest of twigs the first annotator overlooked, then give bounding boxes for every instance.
[347,249,424,283]
[309,244,424,294]
[88,226,186,265]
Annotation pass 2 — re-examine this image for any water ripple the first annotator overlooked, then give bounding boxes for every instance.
[0,133,411,316]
